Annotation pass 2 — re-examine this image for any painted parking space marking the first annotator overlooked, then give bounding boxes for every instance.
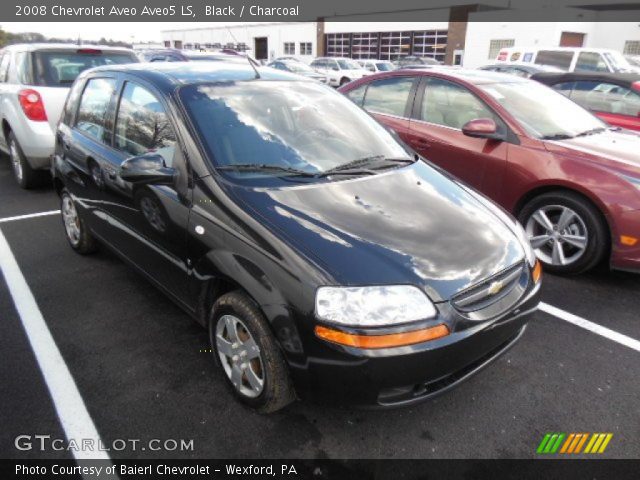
[0,228,110,462]
[0,210,60,224]
[540,302,640,353]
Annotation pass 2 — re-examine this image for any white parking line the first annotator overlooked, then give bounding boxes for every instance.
[540,302,640,353]
[0,210,60,224]
[0,228,111,461]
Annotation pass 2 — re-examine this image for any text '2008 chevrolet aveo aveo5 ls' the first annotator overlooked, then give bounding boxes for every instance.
[52,62,541,412]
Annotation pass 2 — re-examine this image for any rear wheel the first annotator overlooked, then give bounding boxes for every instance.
[8,132,39,189]
[60,189,97,254]
[209,291,295,413]
[518,191,608,274]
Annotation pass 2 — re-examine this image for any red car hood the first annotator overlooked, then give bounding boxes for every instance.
[544,129,640,172]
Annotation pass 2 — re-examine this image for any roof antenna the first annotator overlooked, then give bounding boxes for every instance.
[247,56,260,79]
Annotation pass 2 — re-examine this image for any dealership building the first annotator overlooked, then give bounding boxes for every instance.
[161,4,640,67]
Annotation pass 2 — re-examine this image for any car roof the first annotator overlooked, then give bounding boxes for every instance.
[1,43,133,53]
[532,71,640,86]
[395,67,526,85]
[86,61,304,89]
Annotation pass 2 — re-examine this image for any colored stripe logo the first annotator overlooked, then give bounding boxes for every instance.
[537,433,612,454]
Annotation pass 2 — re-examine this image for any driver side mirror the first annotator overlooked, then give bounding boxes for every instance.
[120,153,175,185]
[461,118,504,141]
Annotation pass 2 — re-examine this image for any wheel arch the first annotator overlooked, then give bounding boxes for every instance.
[514,183,613,261]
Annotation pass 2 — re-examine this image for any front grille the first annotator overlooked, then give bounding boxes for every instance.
[451,262,527,315]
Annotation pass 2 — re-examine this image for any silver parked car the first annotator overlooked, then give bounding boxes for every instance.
[0,43,138,188]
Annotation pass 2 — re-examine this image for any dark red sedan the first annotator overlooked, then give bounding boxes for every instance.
[340,68,640,274]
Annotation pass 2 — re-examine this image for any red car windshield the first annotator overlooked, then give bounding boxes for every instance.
[479,80,606,139]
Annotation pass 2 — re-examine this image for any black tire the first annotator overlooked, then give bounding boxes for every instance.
[209,291,295,413]
[60,188,98,254]
[518,191,608,275]
[339,77,350,86]
[8,131,41,189]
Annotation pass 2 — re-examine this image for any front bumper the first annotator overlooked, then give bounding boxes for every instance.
[282,273,541,408]
[610,209,640,272]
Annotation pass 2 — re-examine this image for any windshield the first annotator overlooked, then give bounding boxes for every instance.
[478,80,605,139]
[376,62,394,71]
[34,50,136,86]
[179,81,411,183]
[338,59,361,70]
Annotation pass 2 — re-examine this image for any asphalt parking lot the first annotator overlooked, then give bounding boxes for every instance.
[1,154,639,461]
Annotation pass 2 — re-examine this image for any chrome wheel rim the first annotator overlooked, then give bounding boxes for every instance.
[215,314,264,398]
[139,196,166,232]
[10,140,22,181]
[62,195,81,246]
[525,205,588,267]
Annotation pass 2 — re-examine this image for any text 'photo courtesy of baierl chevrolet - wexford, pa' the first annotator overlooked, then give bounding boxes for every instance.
[0,1,639,479]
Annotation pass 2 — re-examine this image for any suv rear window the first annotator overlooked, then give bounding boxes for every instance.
[33,50,136,87]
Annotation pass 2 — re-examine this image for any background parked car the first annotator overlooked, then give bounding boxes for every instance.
[394,56,441,69]
[358,60,396,73]
[479,63,563,78]
[495,46,638,73]
[267,60,328,83]
[532,72,640,131]
[0,43,138,188]
[340,69,640,274]
[310,57,370,86]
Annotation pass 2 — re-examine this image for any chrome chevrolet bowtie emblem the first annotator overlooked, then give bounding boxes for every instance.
[487,280,504,296]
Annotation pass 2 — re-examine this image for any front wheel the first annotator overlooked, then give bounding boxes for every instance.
[60,189,98,254]
[518,191,608,274]
[209,291,294,413]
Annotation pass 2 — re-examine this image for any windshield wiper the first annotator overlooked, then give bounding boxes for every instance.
[319,155,415,177]
[541,133,574,140]
[575,127,607,137]
[216,164,317,177]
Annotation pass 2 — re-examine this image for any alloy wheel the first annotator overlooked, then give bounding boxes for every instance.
[525,205,588,267]
[62,195,81,246]
[215,314,264,398]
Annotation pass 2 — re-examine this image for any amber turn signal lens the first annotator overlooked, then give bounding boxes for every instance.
[314,324,450,349]
[532,260,542,284]
[620,235,638,246]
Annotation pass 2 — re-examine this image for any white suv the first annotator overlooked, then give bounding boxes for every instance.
[0,44,138,188]
[310,57,371,87]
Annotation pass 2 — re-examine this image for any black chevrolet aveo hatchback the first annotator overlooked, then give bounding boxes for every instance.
[52,62,541,412]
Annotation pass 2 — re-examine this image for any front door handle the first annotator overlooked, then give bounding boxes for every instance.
[414,138,431,149]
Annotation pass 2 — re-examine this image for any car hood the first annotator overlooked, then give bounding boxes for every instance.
[230,162,525,302]
[545,129,640,172]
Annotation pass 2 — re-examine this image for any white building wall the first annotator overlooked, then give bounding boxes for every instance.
[463,15,640,68]
[324,20,449,34]
[162,22,318,62]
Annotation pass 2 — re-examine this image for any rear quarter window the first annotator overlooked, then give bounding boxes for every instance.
[34,50,136,87]
[75,77,117,143]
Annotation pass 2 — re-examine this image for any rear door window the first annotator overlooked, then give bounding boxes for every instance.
[34,50,136,87]
[75,77,117,143]
[534,50,573,70]
[362,77,415,117]
[114,82,177,167]
[0,53,11,83]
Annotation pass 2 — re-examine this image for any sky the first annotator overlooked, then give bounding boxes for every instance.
[1,22,224,43]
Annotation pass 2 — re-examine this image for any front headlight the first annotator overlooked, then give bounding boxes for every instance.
[315,285,437,327]
[514,221,537,267]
